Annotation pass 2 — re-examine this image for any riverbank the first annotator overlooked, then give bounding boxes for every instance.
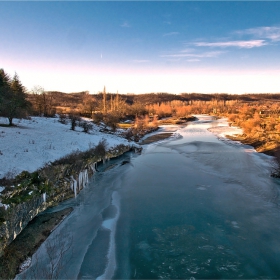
[226,134,279,156]
[0,207,72,279]
[207,115,279,156]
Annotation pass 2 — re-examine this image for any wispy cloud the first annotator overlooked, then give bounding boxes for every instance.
[163,32,179,37]
[132,60,150,63]
[235,26,280,42]
[194,40,267,48]
[161,50,224,58]
[120,21,130,28]
[187,59,200,62]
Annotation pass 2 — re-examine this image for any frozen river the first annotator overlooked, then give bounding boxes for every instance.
[18,115,280,279]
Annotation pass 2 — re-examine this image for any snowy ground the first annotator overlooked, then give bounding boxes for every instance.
[0,116,131,180]
[207,117,243,137]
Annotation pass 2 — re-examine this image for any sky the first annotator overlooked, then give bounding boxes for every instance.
[1,1,280,94]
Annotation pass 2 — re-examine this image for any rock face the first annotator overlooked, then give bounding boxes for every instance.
[0,144,140,256]
[0,196,46,257]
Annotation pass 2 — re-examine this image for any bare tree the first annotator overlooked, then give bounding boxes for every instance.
[103,86,107,114]
[81,93,98,118]
[30,86,56,117]
[68,113,81,130]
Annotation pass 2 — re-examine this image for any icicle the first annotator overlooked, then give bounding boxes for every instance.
[70,176,77,198]
[42,193,46,203]
[70,181,73,191]
[84,169,88,186]
[78,172,83,190]
[82,170,86,188]
[73,179,77,198]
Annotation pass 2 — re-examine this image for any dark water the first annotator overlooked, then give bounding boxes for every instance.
[18,116,280,279]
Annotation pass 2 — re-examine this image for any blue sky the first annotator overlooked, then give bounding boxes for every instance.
[1,1,280,94]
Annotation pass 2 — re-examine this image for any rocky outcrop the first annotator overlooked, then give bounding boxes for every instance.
[0,144,141,256]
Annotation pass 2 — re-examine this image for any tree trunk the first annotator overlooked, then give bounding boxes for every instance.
[8,117,13,126]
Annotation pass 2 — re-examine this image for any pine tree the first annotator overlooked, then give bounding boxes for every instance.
[0,69,12,104]
[0,71,30,126]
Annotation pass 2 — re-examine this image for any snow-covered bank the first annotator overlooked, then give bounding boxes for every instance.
[0,116,139,262]
[207,117,243,138]
[207,117,245,147]
[0,117,131,180]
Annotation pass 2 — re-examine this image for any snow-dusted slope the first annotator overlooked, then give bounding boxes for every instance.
[0,117,130,179]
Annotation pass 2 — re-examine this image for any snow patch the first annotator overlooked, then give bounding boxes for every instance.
[18,257,32,273]
[0,117,130,179]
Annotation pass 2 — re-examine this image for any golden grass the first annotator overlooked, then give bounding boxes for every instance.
[118,123,132,129]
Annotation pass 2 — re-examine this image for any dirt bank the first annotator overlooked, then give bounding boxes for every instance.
[0,207,72,279]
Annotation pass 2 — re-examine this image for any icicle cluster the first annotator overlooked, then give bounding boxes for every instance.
[90,162,97,173]
[69,169,89,198]
[78,169,89,190]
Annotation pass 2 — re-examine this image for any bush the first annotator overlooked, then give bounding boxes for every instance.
[80,121,93,133]
[103,114,119,131]
[1,171,51,205]
[92,112,104,124]
[52,150,82,166]
[123,128,134,140]
[94,138,108,158]
[58,113,68,124]
[52,139,108,165]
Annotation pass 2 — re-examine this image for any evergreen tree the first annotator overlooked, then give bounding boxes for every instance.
[0,69,12,104]
[0,71,30,126]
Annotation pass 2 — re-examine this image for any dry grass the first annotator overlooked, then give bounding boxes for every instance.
[118,123,132,129]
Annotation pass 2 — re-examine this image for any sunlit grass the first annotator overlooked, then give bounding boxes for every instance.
[118,123,132,129]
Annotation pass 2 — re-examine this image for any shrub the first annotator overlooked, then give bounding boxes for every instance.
[58,113,68,124]
[0,171,51,205]
[92,112,104,124]
[80,121,93,133]
[103,114,119,131]
[94,138,108,158]
[52,150,82,166]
